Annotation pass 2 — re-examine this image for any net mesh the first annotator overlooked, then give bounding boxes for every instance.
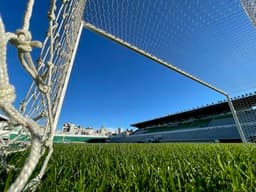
[83,0,256,142]
[1,0,256,191]
[241,0,256,26]
[238,0,256,142]
[84,0,256,93]
[231,93,256,142]
[0,0,85,191]
[20,0,85,136]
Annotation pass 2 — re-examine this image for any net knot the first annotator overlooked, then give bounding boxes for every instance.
[0,85,16,105]
[36,79,49,94]
[10,29,42,53]
[61,0,68,4]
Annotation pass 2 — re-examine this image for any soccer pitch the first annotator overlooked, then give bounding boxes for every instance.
[1,143,256,191]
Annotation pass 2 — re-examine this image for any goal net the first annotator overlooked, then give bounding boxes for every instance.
[241,0,256,26]
[0,0,85,191]
[83,0,256,143]
[1,0,256,191]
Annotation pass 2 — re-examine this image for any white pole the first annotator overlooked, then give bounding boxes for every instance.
[226,95,247,143]
[52,22,84,132]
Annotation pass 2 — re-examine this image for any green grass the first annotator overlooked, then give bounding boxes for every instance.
[1,143,256,192]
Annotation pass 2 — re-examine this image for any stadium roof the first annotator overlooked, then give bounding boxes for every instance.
[132,94,256,129]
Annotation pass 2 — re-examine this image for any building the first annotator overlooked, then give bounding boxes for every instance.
[54,123,113,143]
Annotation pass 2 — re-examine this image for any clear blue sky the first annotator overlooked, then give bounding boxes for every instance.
[1,1,256,130]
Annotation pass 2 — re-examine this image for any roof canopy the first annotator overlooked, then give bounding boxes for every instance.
[132,94,256,129]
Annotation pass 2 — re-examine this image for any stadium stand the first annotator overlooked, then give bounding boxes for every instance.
[111,94,256,143]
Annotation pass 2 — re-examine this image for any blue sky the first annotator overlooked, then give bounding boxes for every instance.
[1,1,256,130]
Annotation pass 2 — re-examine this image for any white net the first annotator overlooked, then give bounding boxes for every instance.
[238,0,256,142]
[241,0,256,26]
[83,0,256,93]
[0,0,85,191]
[83,0,256,143]
[1,0,256,191]
[231,93,256,142]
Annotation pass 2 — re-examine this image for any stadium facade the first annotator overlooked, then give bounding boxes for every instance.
[111,93,256,143]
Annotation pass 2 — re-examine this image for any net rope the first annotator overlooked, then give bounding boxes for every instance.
[0,0,85,191]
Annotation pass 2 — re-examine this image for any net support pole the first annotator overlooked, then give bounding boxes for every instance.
[52,21,84,132]
[83,22,248,143]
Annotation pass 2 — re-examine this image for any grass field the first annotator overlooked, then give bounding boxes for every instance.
[1,143,256,192]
